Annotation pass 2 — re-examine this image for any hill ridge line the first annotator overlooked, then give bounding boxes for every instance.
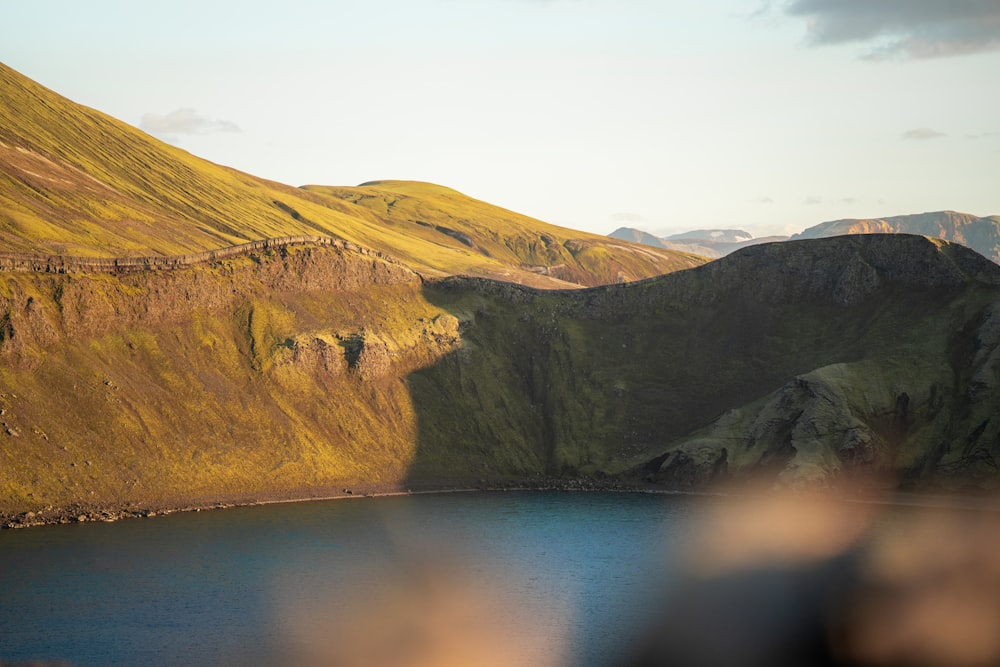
[0,235,405,274]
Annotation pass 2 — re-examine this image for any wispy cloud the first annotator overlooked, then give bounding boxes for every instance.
[902,127,946,140]
[785,0,1000,60]
[803,195,823,205]
[611,212,645,222]
[749,1,774,20]
[753,196,775,204]
[140,108,241,137]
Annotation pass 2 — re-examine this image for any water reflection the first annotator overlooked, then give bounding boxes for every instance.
[0,492,687,667]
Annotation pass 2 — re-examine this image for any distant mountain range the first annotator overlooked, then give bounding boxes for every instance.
[612,211,1000,262]
[609,227,788,258]
[793,211,1000,263]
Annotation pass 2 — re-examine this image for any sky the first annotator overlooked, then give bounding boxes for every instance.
[2,0,999,238]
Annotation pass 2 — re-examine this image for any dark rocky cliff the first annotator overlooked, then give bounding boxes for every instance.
[410,235,1000,493]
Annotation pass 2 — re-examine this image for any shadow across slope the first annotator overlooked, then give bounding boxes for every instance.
[405,234,1000,492]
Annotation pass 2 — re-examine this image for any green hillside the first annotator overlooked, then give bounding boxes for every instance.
[0,62,702,287]
[408,235,1000,494]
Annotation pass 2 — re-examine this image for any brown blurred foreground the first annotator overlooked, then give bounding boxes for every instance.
[268,487,1000,667]
[621,488,1000,667]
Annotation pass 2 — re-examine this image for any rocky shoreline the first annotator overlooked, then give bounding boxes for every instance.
[0,477,674,530]
[7,477,995,530]
[1,500,247,529]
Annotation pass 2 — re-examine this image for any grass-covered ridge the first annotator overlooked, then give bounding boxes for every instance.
[0,62,702,287]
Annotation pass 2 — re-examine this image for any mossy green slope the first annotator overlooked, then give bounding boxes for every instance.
[407,234,1000,493]
[0,243,461,514]
[303,180,701,286]
[0,62,701,286]
[3,62,999,523]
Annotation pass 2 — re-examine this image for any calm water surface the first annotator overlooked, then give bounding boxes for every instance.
[0,491,697,667]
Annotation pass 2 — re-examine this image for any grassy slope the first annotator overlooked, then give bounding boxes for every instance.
[0,60,705,521]
[0,244,462,513]
[407,236,1000,492]
[0,62,702,286]
[303,181,702,286]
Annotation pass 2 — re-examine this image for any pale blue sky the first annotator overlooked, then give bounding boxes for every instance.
[2,0,998,237]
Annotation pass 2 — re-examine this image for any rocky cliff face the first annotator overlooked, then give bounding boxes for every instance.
[0,241,461,519]
[409,235,1000,493]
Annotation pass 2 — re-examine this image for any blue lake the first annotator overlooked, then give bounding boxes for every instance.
[0,491,698,667]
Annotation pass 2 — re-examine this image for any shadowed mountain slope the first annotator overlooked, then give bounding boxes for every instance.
[0,62,701,287]
[408,234,1000,493]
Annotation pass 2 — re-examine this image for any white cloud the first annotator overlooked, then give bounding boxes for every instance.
[140,108,241,136]
[902,127,946,140]
[611,211,645,222]
[785,0,1000,60]
[803,195,823,205]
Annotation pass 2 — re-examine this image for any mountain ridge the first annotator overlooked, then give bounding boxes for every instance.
[613,210,1000,262]
[0,61,701,287]
[410,233,1000,491]
[793,210,1000,263]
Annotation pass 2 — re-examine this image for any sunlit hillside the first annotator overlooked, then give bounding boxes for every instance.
[0,62,703,287]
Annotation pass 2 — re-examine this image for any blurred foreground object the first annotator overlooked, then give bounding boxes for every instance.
[273,553,569,667]
[620,488,1000,667]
